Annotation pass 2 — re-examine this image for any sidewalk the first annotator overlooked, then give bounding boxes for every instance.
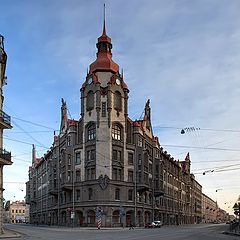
[0,229,21,239]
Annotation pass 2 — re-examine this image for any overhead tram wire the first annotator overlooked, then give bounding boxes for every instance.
[12,119,49,149]
[12,116,56,130]
[8,113,240,134]
[193,167,240,175]
[162,144,240,152]
[4,136,50,149]
[6,130,56,134]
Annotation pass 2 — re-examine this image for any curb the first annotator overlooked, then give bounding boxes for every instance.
[0,229,21,239]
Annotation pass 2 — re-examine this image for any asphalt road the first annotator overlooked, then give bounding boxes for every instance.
[4,223,239,240]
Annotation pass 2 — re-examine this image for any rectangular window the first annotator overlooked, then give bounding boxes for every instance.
[16,210,18,213]
[102,102,106,117]
[138,154,142,165]
[67,171,71,182]
[112,150,122,162]
[149,163,153,174]
[88,188,93,200]
[12,209,14,213]
[144,173,148,184]
[76,190,80,201]
[138,136,143,147]
[91,168,95,179]
[118,169,122,181]
[87,169,90,180]
[76,170,81,182]
[67,136,71,146]
[87,151,91,161]
[128,170,133,182]
[91,150,95,160]
[75,152,81,165]
[113,168,117,180]
[128,152,133,165]
[86,150,95,162]
[117,151,121,161]
[138,172,141,183]
[115,188,120,200]
[113,150,117,160]
[19,210,21,213]
[68,154,71,165]
[128,190,133,201]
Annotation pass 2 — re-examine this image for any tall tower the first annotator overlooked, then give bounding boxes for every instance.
[80,9,129,182]
[0,35,12,234]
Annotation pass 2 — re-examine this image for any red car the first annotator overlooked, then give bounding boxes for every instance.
[145,222,155,228]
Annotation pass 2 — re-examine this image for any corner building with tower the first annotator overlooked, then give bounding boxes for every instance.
[26,18,204,227]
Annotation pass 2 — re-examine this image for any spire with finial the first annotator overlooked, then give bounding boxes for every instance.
[89,4,119,74]
[102,3,107,36]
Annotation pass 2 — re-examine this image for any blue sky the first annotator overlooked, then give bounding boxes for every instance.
[1,0,240,214]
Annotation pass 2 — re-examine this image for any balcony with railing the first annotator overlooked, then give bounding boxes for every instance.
[0,110,12,128]
[0,148,12,165]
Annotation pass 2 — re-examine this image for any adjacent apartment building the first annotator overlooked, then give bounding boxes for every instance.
[0,35,12,233]
[26,18,204,227]
[202,193,218,223]
[9,201,29,224]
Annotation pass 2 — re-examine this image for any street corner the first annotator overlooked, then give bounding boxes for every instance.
[0,229,21,239]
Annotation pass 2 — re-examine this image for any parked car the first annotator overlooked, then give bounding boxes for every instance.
[145,221,163,228]
[145,222,155,228]
[153,220,163,228]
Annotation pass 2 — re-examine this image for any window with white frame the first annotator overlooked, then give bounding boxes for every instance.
[112,124,121,140]
[87,124,96,141]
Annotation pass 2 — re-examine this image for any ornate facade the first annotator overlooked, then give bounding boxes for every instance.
[26,17,204,227]
[0,35,12,233]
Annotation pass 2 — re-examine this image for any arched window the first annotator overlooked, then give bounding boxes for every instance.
[86,91,94,111]
[112,124,121,141]
[114,91,122,111]
[87,124,96,141]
